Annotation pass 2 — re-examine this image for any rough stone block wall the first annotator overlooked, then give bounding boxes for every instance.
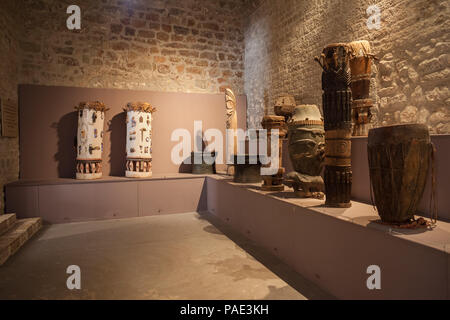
[18,0,245,94]
[244,0,449,131]
[0,0,246,213]
[0,1,20,213]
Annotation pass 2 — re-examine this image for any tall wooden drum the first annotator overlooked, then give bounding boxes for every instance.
[368,124,432,223]
[348,40,375,136]
[261,115,286,191]
[316,43,353,207]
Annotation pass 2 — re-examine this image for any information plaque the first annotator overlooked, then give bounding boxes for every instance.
[1,98,18,137]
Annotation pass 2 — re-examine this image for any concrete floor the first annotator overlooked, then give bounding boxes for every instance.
[0,212,333,300]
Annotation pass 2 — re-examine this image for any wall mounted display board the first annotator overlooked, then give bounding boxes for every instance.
[18,85,247,180]
[1,98,18,137]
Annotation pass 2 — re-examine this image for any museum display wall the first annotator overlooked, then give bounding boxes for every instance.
[0,0,448,298]
[244,0,449,132]
[18,0,245,94]
[0,1,20,213]
[0,0,246,212]
[19,84,247,179]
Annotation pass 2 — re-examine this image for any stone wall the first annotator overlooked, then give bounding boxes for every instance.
[244,0,449,132]
[0,1,21,213]
[18,0,245,94]
[0,0,246,213]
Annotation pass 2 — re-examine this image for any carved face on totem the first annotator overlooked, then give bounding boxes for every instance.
[225,100,235,127]
[288,126,325,176]
[323,45,348,71]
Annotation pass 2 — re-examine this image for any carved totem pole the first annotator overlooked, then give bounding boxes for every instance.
[75,101,108,180]
[315,43,353,207]
[125,102,156,178]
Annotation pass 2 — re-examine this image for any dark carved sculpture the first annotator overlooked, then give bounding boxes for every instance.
[315,43,353,207]
[285,105,325,198]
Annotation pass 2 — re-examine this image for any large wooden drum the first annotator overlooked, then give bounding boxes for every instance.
[368,124,431,223]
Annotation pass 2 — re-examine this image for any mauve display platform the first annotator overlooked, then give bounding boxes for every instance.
[6,174,208,224]
[5,173,449,299]
[206,176,450,300]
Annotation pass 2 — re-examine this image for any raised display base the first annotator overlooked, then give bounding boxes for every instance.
[261,184,284,192]
[76,172,102,180]
[205,176,450,300]
[5,174,450,299]
[6,174,208,224]
[325,202,352,208]
[125,171,152,178]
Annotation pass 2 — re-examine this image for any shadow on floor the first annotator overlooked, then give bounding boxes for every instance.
[197,211,336,300]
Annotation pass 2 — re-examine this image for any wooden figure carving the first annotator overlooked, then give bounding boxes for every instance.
[225,88,238,175]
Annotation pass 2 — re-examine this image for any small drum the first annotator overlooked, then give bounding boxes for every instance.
[233,155,262,184]
[261,115,286,191]
[348,40,374,100]
[368,124,432,223]
[274,95,296,122]
[191,152,217,174]
[348,40,375,136]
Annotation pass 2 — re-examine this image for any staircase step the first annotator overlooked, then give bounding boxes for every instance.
[0,214,17,236]
[0,218,42,266]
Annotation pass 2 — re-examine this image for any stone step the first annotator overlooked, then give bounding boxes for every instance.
[0,214,17,236]
[0,218,42,266]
